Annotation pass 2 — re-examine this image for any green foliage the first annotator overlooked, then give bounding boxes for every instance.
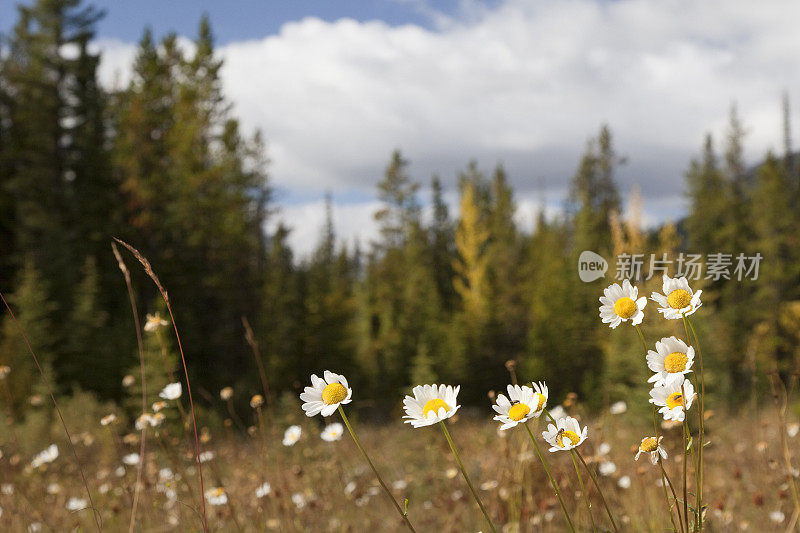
[0,260,57,416]
[3,0,800,421]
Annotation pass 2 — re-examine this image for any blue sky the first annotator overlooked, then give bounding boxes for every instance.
[3,0,799,256]
[1,0,473,42]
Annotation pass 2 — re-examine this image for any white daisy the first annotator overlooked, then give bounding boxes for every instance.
[30,444,58,468]
[300,371,353,417]
[292,492,307,509]
[159,382,182,401]
[143,312,168,332]
[650,274,702,319]
[548,405,567,420]
[66,497,87,511]
[646,336,695,386]
[199,451,215,463]
[598,279,646,329]
[135,413,153,430]
[205,487,228,506]
[122,453,140,466]
[598,461,617,476]
[283,425,302,446]
[649,375,696,422]
[635,436,668,465]
[609,401,627,415]
[100,414,117,426]
[617,476,631,489]
[321,422,344,442]
[542,417,588,452]
[255,482,271,498]
[402,384,461,428]
[492,382,548,430]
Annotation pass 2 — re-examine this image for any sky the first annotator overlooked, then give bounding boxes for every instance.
[3,0,799,256]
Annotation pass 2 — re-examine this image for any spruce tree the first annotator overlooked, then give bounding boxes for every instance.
[0,260,57,415]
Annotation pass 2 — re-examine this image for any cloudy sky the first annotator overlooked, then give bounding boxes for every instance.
[4,0,799,255]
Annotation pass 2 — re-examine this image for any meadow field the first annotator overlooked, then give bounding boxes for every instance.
[0,383,798,532]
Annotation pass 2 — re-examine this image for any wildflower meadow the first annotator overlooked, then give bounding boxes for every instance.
[2,0,800,531]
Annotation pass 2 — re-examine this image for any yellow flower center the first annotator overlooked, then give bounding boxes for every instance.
[666,391,684,410]
[322,383,348,405]
[508,403,530,421]
[557,430,580,448]
[534,393,546,412]
[640,437,658,452]
[613,297,637,319]
[667,289,691,310]
[664,352,688,373]
[423,398,450,418]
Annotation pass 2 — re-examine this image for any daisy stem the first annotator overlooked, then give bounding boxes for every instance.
[634,324,648,353]
[639,317,677,531]
[659,457,684,533]
[636,324,661,436]
[523,422,576,532]
[337,406,417,533]
[570,450,596,532]
[438,421,497,533]
[682,419,690,533]
[575,450,619,532]
[685,317,705,532]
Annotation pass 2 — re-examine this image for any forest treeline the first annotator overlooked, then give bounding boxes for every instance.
[1,1,799,423]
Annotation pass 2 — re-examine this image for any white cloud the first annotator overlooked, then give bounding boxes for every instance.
[271,200,383,257]
[95,0,800,256]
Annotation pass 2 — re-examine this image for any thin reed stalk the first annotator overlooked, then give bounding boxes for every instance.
[113,237,208,532]
[112,243,148,533]
[0,290,102,532]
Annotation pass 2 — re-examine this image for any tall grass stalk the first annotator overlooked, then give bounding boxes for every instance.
[112,243,149,533]
[0,290,102,531]
[114,238,208,532]
[767,372,800,531]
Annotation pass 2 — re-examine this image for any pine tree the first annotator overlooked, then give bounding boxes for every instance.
[686,134,728,257]
[750,153,797,368]
[60,257,118,397]
[429,176,456,312]
[569,125,621,255]
[374,150,420,250]
[0,260,57,415]
[4,0,108,312]
[114,19,271,396]
[486,164,527,361]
